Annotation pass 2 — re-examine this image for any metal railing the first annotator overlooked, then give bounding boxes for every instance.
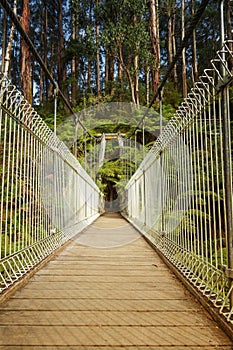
[0,74,102,293]
[124,41,233,323]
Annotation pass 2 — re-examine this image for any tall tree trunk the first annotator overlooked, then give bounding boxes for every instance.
[133,14,139,105]
[39,14,43,105]
[108,53,115,96]
[118,44,123,102]
[57,0,66,96]
[48,41,54,101]
[87,0,95,92]
[126,68,136,105]
[96,0,101,104]
[146,66,150,105]
[39,65,43,105]
[105,49,109,94]
[3,2,16,76]
[168,4,173,66]
[105,49,115,97]
[149,0,160,95]
[1,9,7,74]
[88,60,91,92]
[39,3,48,105]
[21,0,32,104]
[43,3,49,102]
[117,40,135,104]
[167,1,177,86]
[71,6,78,106]
[192,0,198,82]
[226,0,233,42]
[134,55,139,105]
[226,0,233,71]
[172,10,177,87]
[181,0,187,98]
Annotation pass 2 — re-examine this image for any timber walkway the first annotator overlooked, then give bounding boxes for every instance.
[0,213,232,349]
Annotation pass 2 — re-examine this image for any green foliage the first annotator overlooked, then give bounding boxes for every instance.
[35,104,67,131]
[162,104,176,122]
[163,82,183,109]
[98,159,122,182]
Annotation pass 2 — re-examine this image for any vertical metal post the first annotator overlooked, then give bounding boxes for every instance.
[74,114,79,158]
[135,131,137,169]
[160,151,165,233]
[53,83,58,233]
[142,117,145,160]
[143,170,146,226]
[85,181,87,218]
[93,138,96,180]
[84,131,87,171]
[160,89,163,133]
[220,0,233,307]
[130,138,132,178]
[54,83,58,137]
[125,140,128,182]
[222,86,233,305]
[159,90,165,232]
[220,0,225,53]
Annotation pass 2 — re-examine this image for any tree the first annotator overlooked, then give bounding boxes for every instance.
[149,0,160,95]
[37,0,49,104]
[2,0,17,77]
[21,0,32,103]
[100,0,152,105]
[57,0,66,97]
[226,0,233,71]
[166,0,177,87]
[0,0,224,110]
[71,0,79,105]
[192,0,198,82]
[96,1,101,104]
[195,2,219,75]
[181,0,187,98]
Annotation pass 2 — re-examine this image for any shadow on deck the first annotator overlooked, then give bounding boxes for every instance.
[0,213,232,349]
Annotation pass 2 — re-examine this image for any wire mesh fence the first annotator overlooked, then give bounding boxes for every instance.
[124,41,233,323]
[0,74,102,293]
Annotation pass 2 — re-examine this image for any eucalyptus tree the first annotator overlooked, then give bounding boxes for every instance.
[99,0,156,105]
[191,0,198,82]
[181,0,187,97]
[226,0,233,70]
[160,0,178,87]
[30,0,69,104]
[149,0,160,95]
[21,0,32,103]
[194,2,220,75]
[0,0,224,108]
[1,0,17,77]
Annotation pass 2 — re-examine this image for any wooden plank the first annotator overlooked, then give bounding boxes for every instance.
[0,213,232,348]
[0,310,221,326]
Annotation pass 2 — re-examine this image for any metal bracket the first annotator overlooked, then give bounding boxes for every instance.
[222,265,233,279]
[216,74,233,92]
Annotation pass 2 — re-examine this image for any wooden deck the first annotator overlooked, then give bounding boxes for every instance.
[0,213,232,349]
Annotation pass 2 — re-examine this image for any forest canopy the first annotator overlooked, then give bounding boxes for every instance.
[1,0,232,118]
[0,0,232,242]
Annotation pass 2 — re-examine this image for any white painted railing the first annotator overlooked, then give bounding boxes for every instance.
[0,74,102,292]
[124,41,233,323]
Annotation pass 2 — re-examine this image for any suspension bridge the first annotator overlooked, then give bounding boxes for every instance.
[1,28,233,349]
